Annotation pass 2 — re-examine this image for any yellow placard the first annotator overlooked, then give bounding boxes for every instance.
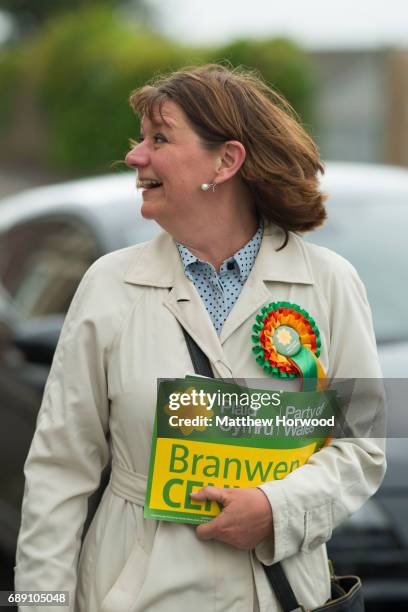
[149,438,317,517]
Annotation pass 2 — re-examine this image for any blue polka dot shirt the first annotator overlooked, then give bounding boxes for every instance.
[176,223,264,335]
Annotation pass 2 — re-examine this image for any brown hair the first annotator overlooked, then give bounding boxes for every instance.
[129,64,327,242]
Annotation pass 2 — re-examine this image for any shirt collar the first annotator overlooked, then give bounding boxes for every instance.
[176,222,264,281]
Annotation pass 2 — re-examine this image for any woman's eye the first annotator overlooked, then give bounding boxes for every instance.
[153,133,167,144]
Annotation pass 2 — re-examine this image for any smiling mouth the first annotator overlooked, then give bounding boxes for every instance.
[137,179,163,190]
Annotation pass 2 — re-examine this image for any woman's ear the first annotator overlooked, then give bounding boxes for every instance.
[216,141,246,183]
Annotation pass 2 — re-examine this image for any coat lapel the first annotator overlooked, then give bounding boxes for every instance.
[163,264,230,372]
[124,232,230,373]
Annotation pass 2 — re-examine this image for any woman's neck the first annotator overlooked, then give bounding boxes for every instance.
[170,182,259,271]
[183,216,259,271]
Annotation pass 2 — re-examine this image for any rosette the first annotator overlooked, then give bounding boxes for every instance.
[252,301,327,389]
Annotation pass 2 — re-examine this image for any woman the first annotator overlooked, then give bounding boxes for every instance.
[15,64,385,612]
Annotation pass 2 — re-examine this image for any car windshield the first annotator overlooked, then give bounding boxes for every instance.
[308,191,408,344]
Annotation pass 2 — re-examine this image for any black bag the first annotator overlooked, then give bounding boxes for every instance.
[182,328,364,612]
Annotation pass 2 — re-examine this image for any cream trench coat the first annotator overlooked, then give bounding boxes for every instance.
[15,223,386,612]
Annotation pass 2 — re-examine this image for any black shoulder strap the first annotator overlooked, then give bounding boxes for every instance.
[181,327,302,612]
[181,327,214,378]
[263,562,303,612]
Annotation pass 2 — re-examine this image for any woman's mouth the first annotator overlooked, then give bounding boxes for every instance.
[137,178,163,191]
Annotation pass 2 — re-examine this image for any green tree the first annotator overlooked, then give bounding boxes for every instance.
[25,6,190,173]
[0,0,152,38]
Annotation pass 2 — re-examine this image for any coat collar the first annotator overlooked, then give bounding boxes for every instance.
[124,222,315,288]
[124,223,314,371]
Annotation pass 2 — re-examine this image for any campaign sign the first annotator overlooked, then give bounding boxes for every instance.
[144,377,337,524]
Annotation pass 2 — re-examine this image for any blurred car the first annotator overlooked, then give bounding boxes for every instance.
[0,163,407,608]
[312,163,408,610]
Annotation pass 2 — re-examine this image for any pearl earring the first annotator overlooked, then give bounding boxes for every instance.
[200,183,216,192]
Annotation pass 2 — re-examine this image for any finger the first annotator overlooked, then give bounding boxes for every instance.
[196,516,222,541]
[190,486,227,505]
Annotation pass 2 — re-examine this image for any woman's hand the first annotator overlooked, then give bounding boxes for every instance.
[191,486,274,550]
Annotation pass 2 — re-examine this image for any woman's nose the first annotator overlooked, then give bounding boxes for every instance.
[125,142,149,169]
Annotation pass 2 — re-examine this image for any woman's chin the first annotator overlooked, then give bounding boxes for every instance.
[140,200,161,220]
[140,190,167,219]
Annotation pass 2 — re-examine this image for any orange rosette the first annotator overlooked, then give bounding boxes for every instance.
[252,301,326,389]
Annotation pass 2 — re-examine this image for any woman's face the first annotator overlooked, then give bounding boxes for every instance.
[126,100,221,228]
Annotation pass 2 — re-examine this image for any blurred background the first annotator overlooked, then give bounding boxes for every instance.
[0,0,407,190]
[0,1,407,609]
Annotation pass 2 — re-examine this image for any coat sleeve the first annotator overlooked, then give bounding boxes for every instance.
[255,256,386,564]
[14,264,112,610]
